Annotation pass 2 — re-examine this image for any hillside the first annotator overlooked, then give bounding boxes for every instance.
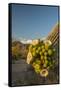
[12,41,30,60]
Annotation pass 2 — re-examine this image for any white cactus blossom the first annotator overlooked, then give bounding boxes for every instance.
[40,69,48,77]
[44,40,52,45]
[31,39,39,46]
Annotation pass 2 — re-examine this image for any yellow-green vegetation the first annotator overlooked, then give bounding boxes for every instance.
[27,39,56,77]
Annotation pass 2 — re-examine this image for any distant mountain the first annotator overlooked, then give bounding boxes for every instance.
[12,37,32,44]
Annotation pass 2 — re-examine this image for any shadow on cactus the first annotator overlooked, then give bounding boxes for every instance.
[27,39,56,77]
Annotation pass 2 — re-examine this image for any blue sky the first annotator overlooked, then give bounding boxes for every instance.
[12,4,59,40]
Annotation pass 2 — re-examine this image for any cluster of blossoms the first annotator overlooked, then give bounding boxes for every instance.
[27,39,56,77]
